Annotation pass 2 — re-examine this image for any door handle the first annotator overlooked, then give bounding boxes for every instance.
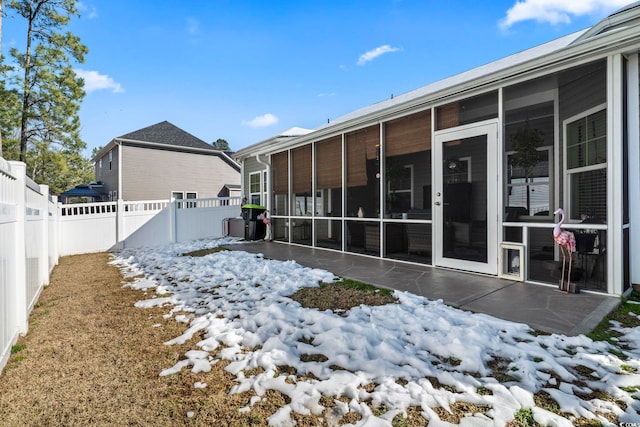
[434,201,441,206]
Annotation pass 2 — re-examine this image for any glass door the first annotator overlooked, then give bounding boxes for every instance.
[434,122,498,275]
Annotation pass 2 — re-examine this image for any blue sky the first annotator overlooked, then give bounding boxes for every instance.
[1,0,632,155]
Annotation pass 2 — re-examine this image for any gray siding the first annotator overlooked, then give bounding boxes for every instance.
[243,156,268,197]
[122,146,240,201]
[94,146,120,198]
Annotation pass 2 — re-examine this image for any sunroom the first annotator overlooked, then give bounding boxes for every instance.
[235,4,640,296]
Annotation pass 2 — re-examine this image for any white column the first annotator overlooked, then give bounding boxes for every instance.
[628,53,640,286]
[607,54,624,295]
[378,122,385,257]
[341,133,346,251]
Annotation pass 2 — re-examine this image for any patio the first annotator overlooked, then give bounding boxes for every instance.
[229,241,619,336]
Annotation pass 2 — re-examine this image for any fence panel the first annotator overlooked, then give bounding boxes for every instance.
[24,182,45,312]
[0,159,18,374]
[175,198,241,243]
[122,201,171,249]
[58,202,118,255]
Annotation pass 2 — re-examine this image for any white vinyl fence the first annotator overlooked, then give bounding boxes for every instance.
[0,159,243,373]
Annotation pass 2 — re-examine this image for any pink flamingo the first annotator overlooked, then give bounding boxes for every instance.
[553,208,576,292]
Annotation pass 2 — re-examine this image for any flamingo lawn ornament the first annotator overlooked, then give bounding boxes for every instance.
[553,208,576,292]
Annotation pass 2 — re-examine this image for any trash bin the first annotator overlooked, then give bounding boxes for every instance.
[241,204,266,240]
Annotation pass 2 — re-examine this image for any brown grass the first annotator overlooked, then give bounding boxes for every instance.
[0,253,405,426]
[289,281,397,313]
[0,253,267,426]
[1,252,606,426]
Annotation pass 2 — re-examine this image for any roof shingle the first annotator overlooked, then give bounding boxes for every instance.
[117,121,213,150]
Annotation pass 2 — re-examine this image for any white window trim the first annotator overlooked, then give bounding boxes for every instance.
[249,171,263,205]
[562,103,607,221]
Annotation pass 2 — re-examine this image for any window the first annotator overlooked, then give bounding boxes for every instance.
[503,97,555,219]
[249,172,262,205]
[506,148,552,216]
[272,151,289,216]
[186,192,197,208]
[346,124,380,218]
[384,110,431,219]
[109,150,113,170]
[172,191,197,208]
[292,145,312,215]
[564,106,607,221]
[387,165,413,213]
[315,135,343,217]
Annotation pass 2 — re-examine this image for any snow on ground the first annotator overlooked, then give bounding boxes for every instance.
[110,237,640,426]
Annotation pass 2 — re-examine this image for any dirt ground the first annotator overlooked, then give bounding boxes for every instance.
[0,253,292,426]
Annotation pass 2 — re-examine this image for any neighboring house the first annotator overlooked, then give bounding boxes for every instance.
[93,121,240,201]
[234,3,640,297]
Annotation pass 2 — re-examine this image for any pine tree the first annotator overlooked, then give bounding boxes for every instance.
[7,0,88,167]
[212,138,230,151]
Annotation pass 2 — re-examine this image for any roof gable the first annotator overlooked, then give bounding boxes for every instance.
[572,1,640,44]
[117,121,213,150]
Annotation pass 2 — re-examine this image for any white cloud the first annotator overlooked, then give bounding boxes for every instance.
[357,45,401,66]
[499,0,629,29]
[242,113,279,128]
[74,69,124,94]
[76,2,98,19]
[186,18,200,34]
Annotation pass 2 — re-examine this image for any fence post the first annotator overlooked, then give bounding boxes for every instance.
[169,197,177,243]
[50,196,59,270]
[9,161,28,334]
[116,198,124,250]
[38,184,49,286]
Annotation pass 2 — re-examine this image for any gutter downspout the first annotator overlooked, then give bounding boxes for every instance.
[255,154,271,211]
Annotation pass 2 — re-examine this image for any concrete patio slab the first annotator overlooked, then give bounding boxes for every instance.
[226,241,619,336]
